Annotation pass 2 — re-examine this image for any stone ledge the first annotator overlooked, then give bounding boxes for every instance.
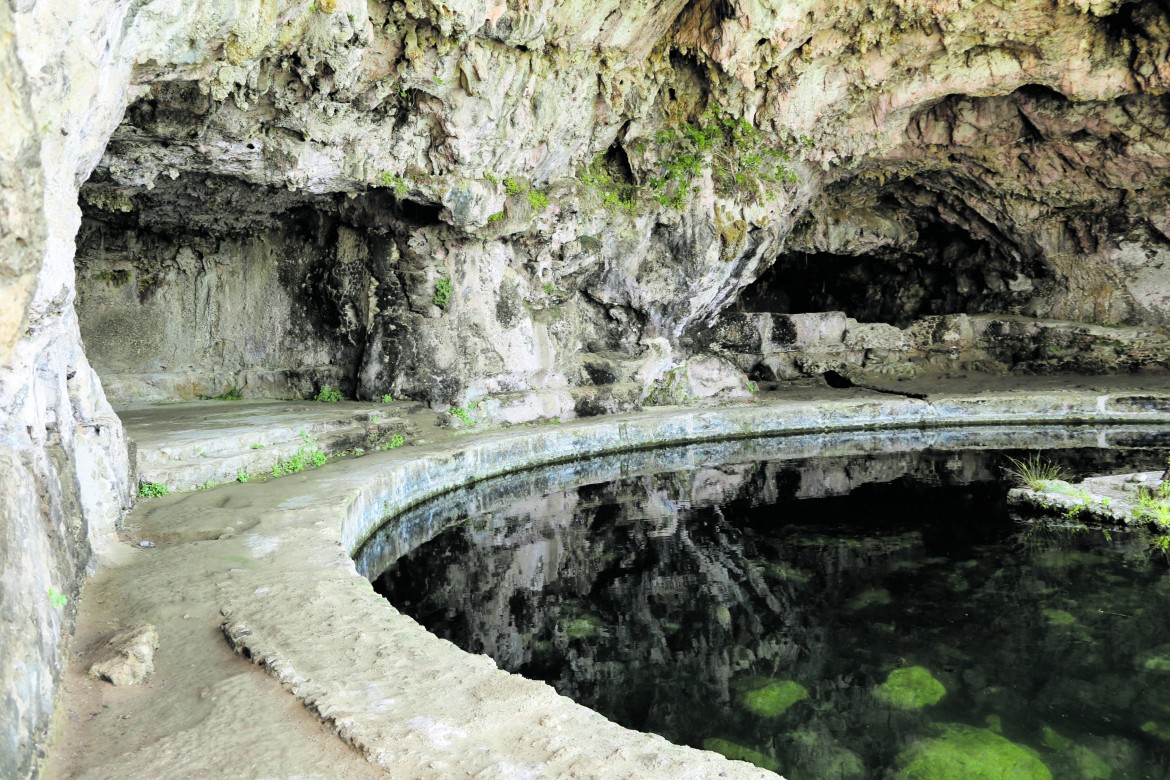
[199,391,1170,779]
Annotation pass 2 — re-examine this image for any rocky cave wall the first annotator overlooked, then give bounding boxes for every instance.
[4,0,1170,776]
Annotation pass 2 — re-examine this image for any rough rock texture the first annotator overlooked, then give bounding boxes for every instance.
[88,624,159,686]
[5,0,1170,775]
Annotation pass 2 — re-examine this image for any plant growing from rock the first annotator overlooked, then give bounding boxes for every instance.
[212,386,244,400]
[315,386,342,402]
[380,434,405,450]
[449,406,475,426]
[379,171,409,197]
[271,431,328,477]
[433,276,453,309]
[578,155,637,213]
[381,393,394,403]
[527,190,549,210]
[648,108,798,207]
[138,482,168,498]
[503,176,525,196]
[1003,454,1068,490]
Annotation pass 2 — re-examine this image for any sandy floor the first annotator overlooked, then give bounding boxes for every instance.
[41,375,1170,780]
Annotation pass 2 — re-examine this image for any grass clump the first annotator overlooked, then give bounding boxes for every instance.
[271,431,328,477]
[315,386,342,403]
[138,482,168,498]
[1003,454,1068,490]
[487,210,505,223]
[236,470,249,483]
[381,394,394,403]
[212,386,244,400]
[527,190,549,210]
[434,276,453,309]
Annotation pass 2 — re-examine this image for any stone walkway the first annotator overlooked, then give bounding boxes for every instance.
[42,381,1170,780]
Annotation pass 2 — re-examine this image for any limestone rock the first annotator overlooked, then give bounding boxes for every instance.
[89,625,159,686]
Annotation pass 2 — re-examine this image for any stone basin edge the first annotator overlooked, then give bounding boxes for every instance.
[216,391,1170,780]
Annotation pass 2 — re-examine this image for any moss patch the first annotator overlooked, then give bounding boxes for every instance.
[703,738,779,773]
[874,666,946,710]
[894,724,1052,780]
[1042,609,1078,626]
[739,679,809,717]
[564,614,604,639]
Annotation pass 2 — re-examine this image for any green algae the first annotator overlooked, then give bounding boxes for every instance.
[846,587,892,610]
[703,738,779,773]
[564,614,604,638]
[1042,609,1078,626]
[1041,726,1073,752]
[894,724,1052,780]
[1141,655,1170,673]
[1141,721,1170,742]
[874,666,946,710]
[740,679,809,717]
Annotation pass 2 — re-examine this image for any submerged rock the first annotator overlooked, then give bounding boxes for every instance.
[874,666,946,710]
[88,624,159,686]
[739,679,809,718]
[702,738,779,773]
[894,724,1052,780]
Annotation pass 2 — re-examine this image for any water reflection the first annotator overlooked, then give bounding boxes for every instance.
[360,427,1170,779]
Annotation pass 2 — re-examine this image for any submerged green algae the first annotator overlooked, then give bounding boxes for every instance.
[740,679,809,717]
[894,724,1052,780]
[874,666,946,710]
[893,725,1053,780]
[703,738,779,772]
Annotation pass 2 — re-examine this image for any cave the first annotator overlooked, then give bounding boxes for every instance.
[6,1,1170,779]
[736,215,1044,327]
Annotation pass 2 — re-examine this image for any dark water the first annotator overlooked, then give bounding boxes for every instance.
[360,428,1170,779]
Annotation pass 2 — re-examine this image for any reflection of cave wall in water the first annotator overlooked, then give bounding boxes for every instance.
[376,444,1170,780]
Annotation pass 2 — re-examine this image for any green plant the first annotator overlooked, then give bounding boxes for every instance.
[503,176,525,196]
[484,172,499,186]
[379,171,409,197]
[138,482,168,498]
[449,406,475,426]
[271,431,328,477]
[198,480,219,490]
[1002,454,1068,490]
[49,587,68,609]
[542,282,561,296]
[433,74,444,85]
[487,210,506,223]
[236,470,249,483]
[213,386,244,400]
[648,107,798,208]
[381,394,394,403]
[251,443,265,449]
[527,190,549,210]
[747,380,759,394]
[578,154,637,213]
[315,386,342,403]
[380,433,406,450]
[434,276,453,309]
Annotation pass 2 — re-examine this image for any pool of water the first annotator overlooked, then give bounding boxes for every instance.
[359,427,1170,779]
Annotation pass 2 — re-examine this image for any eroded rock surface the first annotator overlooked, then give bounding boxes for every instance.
[4,0,1170,775]
[88,624,159,687]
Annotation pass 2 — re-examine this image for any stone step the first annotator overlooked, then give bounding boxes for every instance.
[120,400,410,492]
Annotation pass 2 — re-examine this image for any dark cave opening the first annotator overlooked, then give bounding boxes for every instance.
[737,220,1040,327]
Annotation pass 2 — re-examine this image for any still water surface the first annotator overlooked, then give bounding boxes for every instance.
[360,428,1170,778]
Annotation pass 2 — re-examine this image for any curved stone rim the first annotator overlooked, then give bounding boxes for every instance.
[216,392,1170,779]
